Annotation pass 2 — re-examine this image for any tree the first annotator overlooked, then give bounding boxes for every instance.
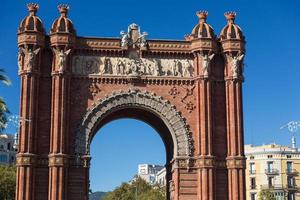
[0,165,16,200]
[102,176,166,200]
[258,189,276,200]
[0,69,11,132]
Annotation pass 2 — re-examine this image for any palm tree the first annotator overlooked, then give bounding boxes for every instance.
[0,69,11,132]
[0,69,11,85]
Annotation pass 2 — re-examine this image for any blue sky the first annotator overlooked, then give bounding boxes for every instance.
[1,0,300,192]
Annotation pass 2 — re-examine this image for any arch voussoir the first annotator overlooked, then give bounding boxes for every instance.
[75,89,194,158]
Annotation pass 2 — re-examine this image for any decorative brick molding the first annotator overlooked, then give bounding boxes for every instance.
[75,89,194,158]
[16,153,38,166]
[226,156,246,169]
[48,154,69,167]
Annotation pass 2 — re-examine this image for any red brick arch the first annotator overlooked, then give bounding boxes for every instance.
[16,4,246,200]
[75,89,193,158]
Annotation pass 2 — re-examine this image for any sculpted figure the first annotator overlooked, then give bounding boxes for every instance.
[175,60,183,77]
[20,47,40,71]
[201,53,215,77]
[73,57,82,74]
[17,50,23,71]
[182,59,193,77]
[139,32,148,48]
[53,49,71,73]
[116,58,126,75]
[231,54,244,78]
[99,58,106,75]
[153,59,160,76]
[104,58,113,74]
[120,31,130,47]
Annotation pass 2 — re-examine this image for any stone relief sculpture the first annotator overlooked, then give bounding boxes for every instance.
[53,49,71,73]
[19,47,40,71]
[229,54,244,78]
[72,56,194,78]
[200,53,215,77]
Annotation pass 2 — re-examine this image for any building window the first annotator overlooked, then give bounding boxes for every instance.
[287,177,295,187]
[288,192,295,200]
[0,145,4,150]
[250,163,256,174]
[0,155,8,162]
[250,177,256,189]
[250,193,256,200]
[250,156,254,160]
[267,161,274,173]
[287,155,292,158]
[287,161,293,173]
[268,177,273,187]
[7,143,11,151]
[267,155,273,158]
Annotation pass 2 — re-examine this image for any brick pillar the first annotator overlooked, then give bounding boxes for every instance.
[82,155,91,200]
[48,53,72,200]
[224,52,246,200]
[48,5,76,200]
[220,11,246,200]
[16,4,45,199]
[197,51,216,200]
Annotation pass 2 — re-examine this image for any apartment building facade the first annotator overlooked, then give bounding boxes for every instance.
[245,144,300,200]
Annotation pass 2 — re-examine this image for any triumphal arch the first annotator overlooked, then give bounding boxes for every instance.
[16,3,246,200]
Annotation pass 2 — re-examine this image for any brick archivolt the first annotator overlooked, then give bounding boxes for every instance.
[75,89,194,158]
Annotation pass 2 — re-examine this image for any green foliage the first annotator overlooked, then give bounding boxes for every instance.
[0,69,11,132]
[0,165,16,200]
[258,189,276,200]
[102,176,165,200]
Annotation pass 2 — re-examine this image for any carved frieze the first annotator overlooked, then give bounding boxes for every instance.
[72,56,194,78]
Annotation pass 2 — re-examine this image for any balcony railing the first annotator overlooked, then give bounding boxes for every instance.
[265,169,279,176]
[261,184,284,190]
[286,184,299,191]
[286,169,299,176]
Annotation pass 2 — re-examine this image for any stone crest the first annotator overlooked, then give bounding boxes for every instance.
[120,23,148,49]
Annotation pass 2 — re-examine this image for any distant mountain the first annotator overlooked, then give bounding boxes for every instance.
[89,191,107,200]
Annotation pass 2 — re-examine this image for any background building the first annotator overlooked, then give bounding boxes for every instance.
[245,144,300,200]
[138,164,166,185]
[0,133,17,165]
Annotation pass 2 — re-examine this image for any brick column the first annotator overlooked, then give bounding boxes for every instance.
[196,51,216,200]
[224,52,246,200]
[48,53,72,200]
[220,11,246,200]
[16,4,45,199]
[48,5,76,200]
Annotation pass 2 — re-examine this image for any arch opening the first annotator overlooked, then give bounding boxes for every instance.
[88,107,175,163]
[89,118,168,196]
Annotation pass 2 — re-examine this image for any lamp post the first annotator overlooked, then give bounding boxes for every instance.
[280,121,300,150]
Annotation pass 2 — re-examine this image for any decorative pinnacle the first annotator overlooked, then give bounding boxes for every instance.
[58,4,69,17]
[196,10,208,23]
[27,3,39,16]
[224,11,236,23]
